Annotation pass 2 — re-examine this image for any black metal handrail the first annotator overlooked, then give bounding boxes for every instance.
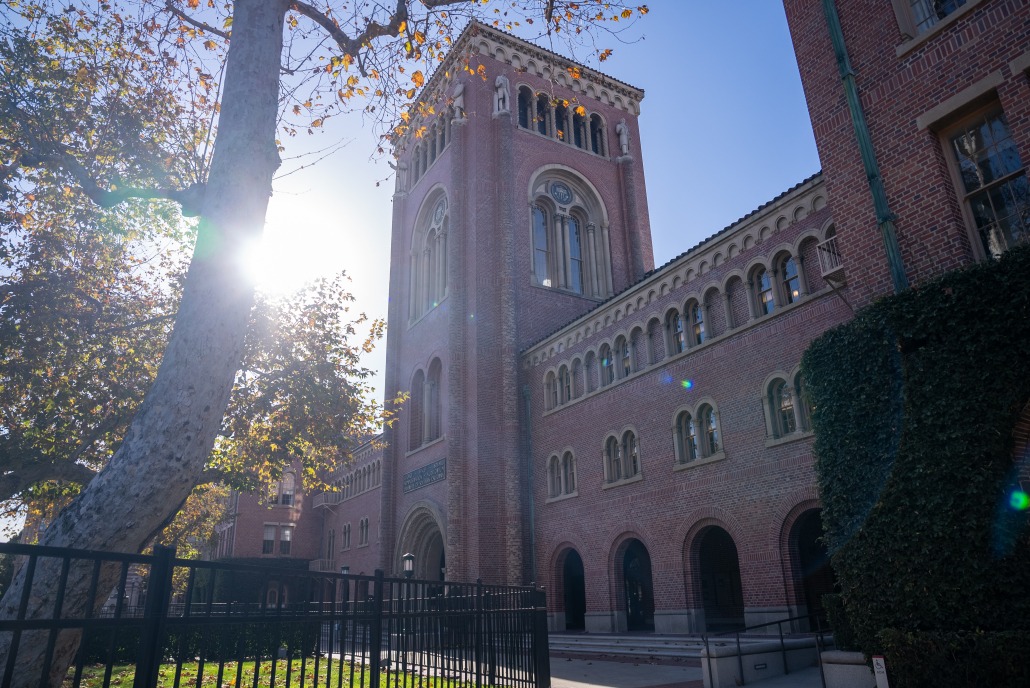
[700,613,832,688]
[0,542,550,688]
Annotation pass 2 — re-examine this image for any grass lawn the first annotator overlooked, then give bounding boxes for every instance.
[69,659,480,688]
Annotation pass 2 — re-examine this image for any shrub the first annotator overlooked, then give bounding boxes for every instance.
[802,245,1030,658]
[877,629,1030,688]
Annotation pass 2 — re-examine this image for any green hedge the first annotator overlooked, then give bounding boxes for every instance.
[801,245,1030,660]
[877,629,1030,688]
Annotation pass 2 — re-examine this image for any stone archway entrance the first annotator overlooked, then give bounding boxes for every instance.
[790,509,836,626]
[561,549,586,630]
[697,527,744,632]
[397,506,446,580]
[622,540,655,632]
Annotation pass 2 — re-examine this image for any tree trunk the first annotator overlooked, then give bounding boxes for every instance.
[0,1,289,685]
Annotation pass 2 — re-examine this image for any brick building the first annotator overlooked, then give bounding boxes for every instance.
[217,2,1029,633]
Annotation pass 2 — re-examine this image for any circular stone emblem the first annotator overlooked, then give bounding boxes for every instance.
[549,181,573,205]
[433,199,446,224]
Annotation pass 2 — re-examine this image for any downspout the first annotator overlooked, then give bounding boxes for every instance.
[521,384,537,582]
[822,0,909,293]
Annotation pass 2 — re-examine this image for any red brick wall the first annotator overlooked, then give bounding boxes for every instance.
[783,0,1030,307]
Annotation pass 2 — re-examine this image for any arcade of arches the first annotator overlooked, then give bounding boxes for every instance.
[550,509,835,633]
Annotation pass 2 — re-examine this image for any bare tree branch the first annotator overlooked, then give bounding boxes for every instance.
[165,1,230,40]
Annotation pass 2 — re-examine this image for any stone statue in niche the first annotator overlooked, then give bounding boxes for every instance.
[493,75,510,115]
[616,118,630,155]
[452,81,466,121]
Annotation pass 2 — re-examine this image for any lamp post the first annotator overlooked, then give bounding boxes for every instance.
[339,564,350,649]
[402,553,415,579]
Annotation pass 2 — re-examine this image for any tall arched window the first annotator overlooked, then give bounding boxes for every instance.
[675,411,698,464]
[409,370,425,449]
[690,301,705,345]
[572,111,586,149]
[605,436,622,482]
[545,371,558,410]
[529,174,611,298]
[621,430,639,477]
[554,102,570,142]
[562,451,576,494]
[793,372,811,432]
[700,405,720,456]
[279,473,296,506]
[535,93,551,136]
[781,256,801,305]
[548,455,562,497]
[755,267,775,316]
[768,378,797,437]
[614,336,631,378]
[558,365,572,404]
[425,358,442,441]
[599,344,615,386]
[667,310,685,355]
[589,114,605,155]
[411,196,448,320]
[517,86,532,129]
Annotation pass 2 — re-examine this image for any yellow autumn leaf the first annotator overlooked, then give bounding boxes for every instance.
[310,118,323,128]
[622,9,633,19]
[412,70,425,88]
[575,105,586,116]
[397,20,406,35]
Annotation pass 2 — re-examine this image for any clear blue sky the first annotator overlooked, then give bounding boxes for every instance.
[258,1,821,401]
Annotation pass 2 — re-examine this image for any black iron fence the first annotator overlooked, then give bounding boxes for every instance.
[0,542,550,688]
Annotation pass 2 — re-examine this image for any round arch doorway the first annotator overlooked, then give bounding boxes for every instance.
[621,540,655,632]
[397,506,447,581]
[561,549,586,630]
[790,509,836,627]
[696,526,744,632]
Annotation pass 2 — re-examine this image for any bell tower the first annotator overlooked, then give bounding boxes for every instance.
[379,22,650,584]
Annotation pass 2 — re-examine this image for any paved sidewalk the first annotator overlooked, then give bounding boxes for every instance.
[548,656,824,688]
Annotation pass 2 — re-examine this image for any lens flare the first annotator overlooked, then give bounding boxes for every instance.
[681,379,694,390]
[1009,490,1029,511]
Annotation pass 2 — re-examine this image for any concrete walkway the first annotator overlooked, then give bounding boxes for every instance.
[548,655,824,688]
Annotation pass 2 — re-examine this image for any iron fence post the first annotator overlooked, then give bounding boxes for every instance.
[133,544,175,688]
[532,586,550,688]
[369,570,385,685]
[475,579,483,688]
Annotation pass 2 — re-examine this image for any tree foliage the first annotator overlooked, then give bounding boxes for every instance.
[801,246,1030,664]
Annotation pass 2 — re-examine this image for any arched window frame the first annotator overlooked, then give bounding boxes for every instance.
[698,404,721,457]
[666,309,685,355]
[544,370,558,410]
[674,410,698,464]
[764,375,808,440]
[687,299,705,346]
[425,358,443,441]
[561,450,577,494]
[535,92,551,136]
[604,435,622,483]
[517,86,532,129]
[793,370,812,432]
[589,113,606,156]
[558,365,572,404]
[614,336,631,378]
[410,195,449,321]
[409,369,425,449]
[754,266,775,316]
[621,430,639,478]
[780,254,802,305]
[548,455,562,497]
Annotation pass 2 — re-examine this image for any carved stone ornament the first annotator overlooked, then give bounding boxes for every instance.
[549,181,573,206]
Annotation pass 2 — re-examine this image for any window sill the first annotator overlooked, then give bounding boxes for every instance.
[895,0,984,58]
[601,473,643,490]
[530,281,607,303]
[673,451,726,472]
[764,430,814,449]
[545,491,579,504]
[408,294,449,330]
[406,435,445,458]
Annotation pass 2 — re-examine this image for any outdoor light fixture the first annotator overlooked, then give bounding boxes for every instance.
[341,565,350,576]
[402,552,415,578]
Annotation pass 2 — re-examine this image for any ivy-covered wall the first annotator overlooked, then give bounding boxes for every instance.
[802,245,1030,656]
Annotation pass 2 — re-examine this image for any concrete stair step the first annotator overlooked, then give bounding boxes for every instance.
[549,634,707,659]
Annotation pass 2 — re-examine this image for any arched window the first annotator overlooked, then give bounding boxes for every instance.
[562,451,576,494]
[614,336,631,378]
[699,405,720,456]
[794,372,811,432]
[343,523,351,549]
[555,102,570,142]
[675,411,698,464]
[769,378,798,437]
[409,370,425,448]
[689,301,705,345]
[599,344,615,386]
[425,358,442,441]
[755,267,775,316]
[549,455,562,497]
[572,111,586,149]
[529,174,611,298]
[545,371,558,410]
[621,430,639,477]
[558,365,572,404]
[517,86,532,129]
[605,436,622,482]
[781,256,801,304]
[411,196,448,320]
[589,114,605,155]
[667,310,685,355]
[535,93,551,136]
